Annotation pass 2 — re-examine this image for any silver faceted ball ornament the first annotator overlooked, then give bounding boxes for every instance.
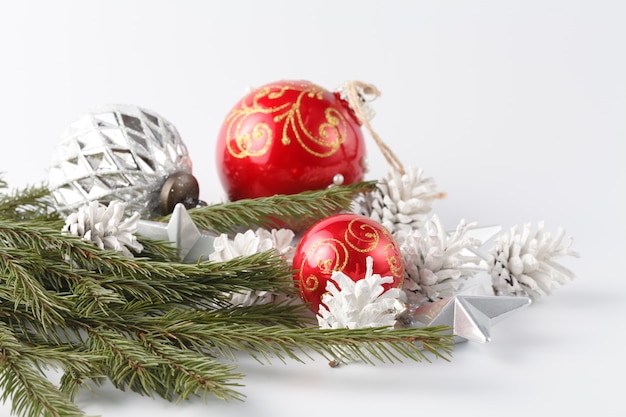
[48,104,193,219]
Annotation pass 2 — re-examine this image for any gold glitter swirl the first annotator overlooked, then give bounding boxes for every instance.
[232,122,272,158]
[298,238,348,293]
[345,218,380,253]
[384,242,404,279]
[224,81,349,159]
[302,275,319,292]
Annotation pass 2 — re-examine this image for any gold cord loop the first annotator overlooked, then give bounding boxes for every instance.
[341,80,406,175]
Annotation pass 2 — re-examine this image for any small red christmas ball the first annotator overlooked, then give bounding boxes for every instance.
[216,80,367,201]
[293,213,404,313]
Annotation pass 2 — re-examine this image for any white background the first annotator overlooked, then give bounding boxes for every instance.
[1,1,625,416]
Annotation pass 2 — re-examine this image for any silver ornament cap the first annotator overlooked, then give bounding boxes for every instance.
[48,104,192,219]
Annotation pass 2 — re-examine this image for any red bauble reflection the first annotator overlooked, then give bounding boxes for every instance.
[292,213,404,313]
[216,80,367,201]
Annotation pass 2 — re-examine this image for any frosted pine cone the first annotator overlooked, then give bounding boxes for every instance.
[255,228,296,264]
[209,228,295,306]
[397,215,482,305]
[317,256,406,329]
[356,167,441,235]
[488,222,579,300]
[62,200,143,257]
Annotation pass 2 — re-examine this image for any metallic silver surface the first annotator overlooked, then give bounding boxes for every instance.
[49,104,192,219]
[137,203,215,263]
[400,294,531,344]
[461,224,502,259]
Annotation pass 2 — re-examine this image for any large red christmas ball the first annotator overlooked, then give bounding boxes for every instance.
[216,80,367,201]
[293,213,404,313]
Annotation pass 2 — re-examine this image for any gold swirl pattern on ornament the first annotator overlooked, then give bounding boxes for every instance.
[232,122,272,158]
[224,81,349,159]
[302,275,319,293]
[344,219,380,253]
[384,242,404,279]
[298,238,348,293]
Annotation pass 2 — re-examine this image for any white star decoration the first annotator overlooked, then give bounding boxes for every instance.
[136,203,216,262]
[404,295,531,343]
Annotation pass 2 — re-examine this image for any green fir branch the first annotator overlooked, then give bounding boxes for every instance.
[0,248,73,328]
[0,322,92,417]
[135,237,180,262]
[138,334,245,402]
[0,219,295,311]
[135,321,454,366]
[179,181,378,234]
[0,182,59,222]
[0,180,456,417]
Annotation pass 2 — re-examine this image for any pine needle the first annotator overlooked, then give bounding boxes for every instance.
[0,182,59,222]
[141,321,454,366]
[0,323,92,417]
[180,181,378,233]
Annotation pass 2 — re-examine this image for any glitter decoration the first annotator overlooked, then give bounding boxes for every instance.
[48,105,192,218]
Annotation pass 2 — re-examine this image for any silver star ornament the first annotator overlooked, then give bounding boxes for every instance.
[459,224,502,258]
[136,203,216,263]
[401,295,532,344]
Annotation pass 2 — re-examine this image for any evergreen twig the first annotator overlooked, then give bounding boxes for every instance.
[0,322,93,417]
[0,181,59,222]
[178,181,378,233]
